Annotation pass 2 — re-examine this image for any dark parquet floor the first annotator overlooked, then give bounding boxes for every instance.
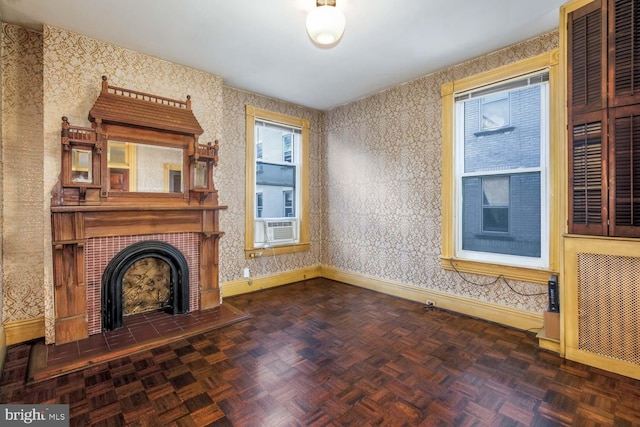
[2,278,640,426]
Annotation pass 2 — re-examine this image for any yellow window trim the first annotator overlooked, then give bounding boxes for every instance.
[245,105,310,258]
[163,163,182,192]
[440,50,562,284]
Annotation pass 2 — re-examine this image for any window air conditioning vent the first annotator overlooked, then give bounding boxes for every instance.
[255,218,297,246]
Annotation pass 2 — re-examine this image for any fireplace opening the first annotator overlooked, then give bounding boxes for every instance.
[102,241,189,331]
[123,257,171,315]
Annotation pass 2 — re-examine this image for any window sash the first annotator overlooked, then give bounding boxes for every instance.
[454,77,550,269]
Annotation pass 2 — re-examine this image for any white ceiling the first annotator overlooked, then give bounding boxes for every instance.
[0,0,566,110]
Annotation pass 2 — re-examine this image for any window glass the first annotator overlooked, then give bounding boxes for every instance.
[245,106,309,256]
[254,120,301,246]
[482,176,510,233]
[481,93,510,130]
[456,72,548,266]
[256,192,263,218]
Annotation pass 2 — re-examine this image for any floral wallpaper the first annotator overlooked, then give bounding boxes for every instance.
[0,25,4,328]
[324,32,559,313]
[1,20,559,345]
[1,24,44,324]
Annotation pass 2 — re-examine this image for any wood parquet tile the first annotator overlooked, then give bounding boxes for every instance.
[2,278,640,426]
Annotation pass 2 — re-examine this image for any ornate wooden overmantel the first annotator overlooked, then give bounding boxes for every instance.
[51,76,226,344]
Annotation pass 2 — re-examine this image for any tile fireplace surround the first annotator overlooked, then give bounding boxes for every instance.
[85,233,200,335]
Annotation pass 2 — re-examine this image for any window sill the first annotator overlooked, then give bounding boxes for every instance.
[440,256,554,285]
[473,126,516,137]
[245,243,309,259]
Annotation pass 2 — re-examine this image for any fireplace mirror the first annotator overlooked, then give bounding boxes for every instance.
[107,140,184,193]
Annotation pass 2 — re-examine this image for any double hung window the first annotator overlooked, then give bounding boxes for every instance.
[441,52,560,282]
[245,106,310,256]
[455,71,549,268]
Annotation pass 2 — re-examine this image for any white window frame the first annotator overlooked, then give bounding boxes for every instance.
[283,189,294,217]
[454,73,550,269]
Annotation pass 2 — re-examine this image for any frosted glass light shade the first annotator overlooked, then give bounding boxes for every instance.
[306,5,346,45]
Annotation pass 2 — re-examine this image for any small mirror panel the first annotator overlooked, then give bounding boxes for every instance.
[71,148,92,183]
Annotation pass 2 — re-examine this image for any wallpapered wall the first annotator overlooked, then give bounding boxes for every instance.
[1,24,44,325]
[325,31,559,313]
[0,24,4,330]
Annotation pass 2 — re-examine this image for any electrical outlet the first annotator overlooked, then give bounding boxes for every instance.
[243,267,250,278]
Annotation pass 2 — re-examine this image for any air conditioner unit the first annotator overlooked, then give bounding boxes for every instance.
[254,218,297,246]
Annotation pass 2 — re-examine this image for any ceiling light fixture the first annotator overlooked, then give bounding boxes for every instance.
[306,0,346,46]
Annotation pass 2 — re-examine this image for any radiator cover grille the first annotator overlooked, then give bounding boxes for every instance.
[577,253,640,365]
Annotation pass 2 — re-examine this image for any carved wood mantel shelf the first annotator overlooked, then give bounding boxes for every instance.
[51,76,226,344]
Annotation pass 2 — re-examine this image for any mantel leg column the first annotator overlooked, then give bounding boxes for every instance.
[53,242,89,344]
[199,234,221,310]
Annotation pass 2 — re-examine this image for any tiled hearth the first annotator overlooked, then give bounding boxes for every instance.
[28,304,250,382]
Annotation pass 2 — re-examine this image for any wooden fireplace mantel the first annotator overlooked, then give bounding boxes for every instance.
[51,204,226,344]
[51,77,226,344]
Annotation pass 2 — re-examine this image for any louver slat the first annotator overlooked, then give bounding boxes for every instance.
[569,113,608,235]
[611,108,640,236]
[611,0,640,106]
[569,0,607,115]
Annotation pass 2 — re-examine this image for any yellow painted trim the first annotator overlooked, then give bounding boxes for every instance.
[245,105,256,253]
[0,325,6,376]
[566,348,640,381]
[440,50,561,284]
[222,265,321,297]
[563,236,640,380]
[452,51,559,94]
[222,265,542,331]
[441,257,554,285]
[558,0,596,361]
[537,332,561,354]
[163,163,182,192]
[441,84,455,259]
[245,243,310,259]
[4,316,45,346]
[320,266,543,332]
[244,105,310,256]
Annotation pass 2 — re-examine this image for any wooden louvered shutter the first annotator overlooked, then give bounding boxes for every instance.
[569,0,607,115]
[609,108,640,235]
[570,112,609,235]
[608,0,640,236]
[609,0,640,107]
[568,0,609,234]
